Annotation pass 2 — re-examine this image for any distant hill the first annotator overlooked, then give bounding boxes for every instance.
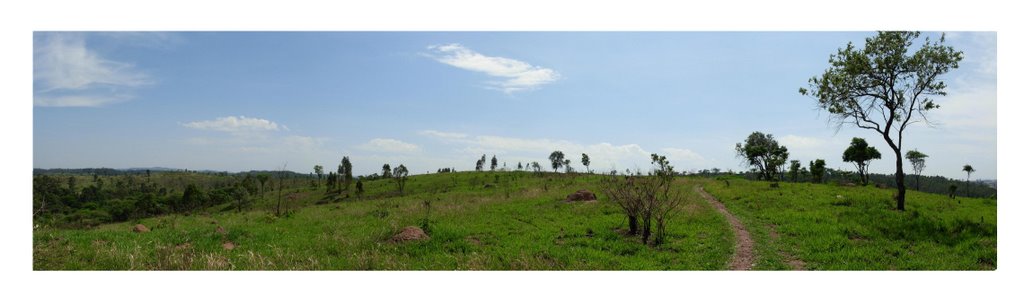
[33,167,306,177]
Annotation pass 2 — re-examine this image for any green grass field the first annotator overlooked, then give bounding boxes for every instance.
[32,171,996,270]
[33,172,733,270]
[703,177,996,270]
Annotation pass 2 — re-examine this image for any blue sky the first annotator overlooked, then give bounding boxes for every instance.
[33,32,997,180]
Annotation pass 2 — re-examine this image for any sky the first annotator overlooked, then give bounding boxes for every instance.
[32,32,997,180]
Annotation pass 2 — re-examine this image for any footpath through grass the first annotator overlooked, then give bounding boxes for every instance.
[34,172,733,270]
[702,178,996,270]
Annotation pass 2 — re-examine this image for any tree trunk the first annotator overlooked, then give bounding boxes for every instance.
[966,174,971,197]
[895,156,906,211]
[641,221,652,245]
[916,174,921,191]
[628,216,638,235]
[276,177,283,216]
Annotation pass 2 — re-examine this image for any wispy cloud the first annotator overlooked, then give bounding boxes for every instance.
[357,138,422,153]
[425,43,560,93]
[34,33,151,107]
[418,129,468,140]
[182,116,286,134]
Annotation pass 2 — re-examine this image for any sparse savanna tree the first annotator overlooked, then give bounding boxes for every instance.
[355,179,364,197]
[905,149,928,191]
[602,174,683,246]
[650,153,675,187]
[231,183,250,212]
[313,165,323,188]
[393,164,409,194]
[476,155,486,171]
[276,163,287,216]
[789,160,801,182]
[811,159,826,183]
[341,156,353,191]
[735,132,789,181]
[517,162,523,171]
[381,164,392,179]
[801,31,963,211]
[256,173,270,199]
[842,137,882,186]
[963,164,975,197]
[582,153,591,173]
[490,155,498,171]
[549,151,565,173]
[531,161,542,173]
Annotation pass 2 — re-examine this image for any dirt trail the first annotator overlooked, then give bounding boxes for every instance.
[696,186,754,270]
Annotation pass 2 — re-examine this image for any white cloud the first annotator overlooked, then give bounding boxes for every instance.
[33,94,133,107]
[661,148,708,167]
[182,116,285,133]
[34,33,150,107]
[779,134,826,151]
[418,129,468,140]
[425,43,560,93]
[357,138,422,153]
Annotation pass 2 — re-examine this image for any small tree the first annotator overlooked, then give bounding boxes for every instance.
[963,164,975,197]
[381,164,392,178]
[341,156,353,191]
[789,160,801,182]
[602,174,683,246]
[231,183,250,212]
[810,159,826,183]
[313,165,324,188]
[842,137,882,185]
[393,164,409,194]
[355,179,364,197]
[517,162,523,171]
[563,159,573,173]
[490,155,498,171]
[905,150,928,191]
[256,173,270,199]
[549,151,565,173]
[581,153,591,173]
[735,132,789,181]
[275,163,287,216]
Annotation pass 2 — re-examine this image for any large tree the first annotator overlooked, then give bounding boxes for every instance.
[801,31,963,211]
[735,132,789,181]
[905,150,928,191]
[963,164,975,197]
[549,151,565,173]
[842,137,882,186]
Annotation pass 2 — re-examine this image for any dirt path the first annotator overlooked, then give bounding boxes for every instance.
[696,186,754,270]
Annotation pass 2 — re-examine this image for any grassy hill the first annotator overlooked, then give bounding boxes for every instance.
[32,171,996,270]
[33,171,733,270]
